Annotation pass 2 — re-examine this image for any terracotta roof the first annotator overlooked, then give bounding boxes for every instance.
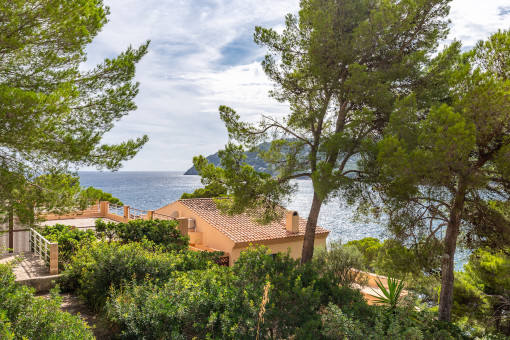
[178,198,329,244]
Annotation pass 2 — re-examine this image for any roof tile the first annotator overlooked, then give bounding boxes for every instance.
[179,198,329,244]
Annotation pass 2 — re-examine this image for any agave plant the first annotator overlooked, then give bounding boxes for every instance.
[372,276,406,311]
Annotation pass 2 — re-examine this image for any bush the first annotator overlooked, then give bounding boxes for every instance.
[41,224,96,267]
[60,241,217,311]
[81,186,124,205]
[106,267,255,339]
[0,263,93,339]
[95,218,189,252]
[313,241,368,287]
[321,302,469,340]
[105,246,341,339]
[231,246,324,339]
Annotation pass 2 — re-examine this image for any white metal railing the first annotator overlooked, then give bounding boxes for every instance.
[129,207,147,220]
[108,203,124,216]
[29,228,51,263]
[153,212,176,220]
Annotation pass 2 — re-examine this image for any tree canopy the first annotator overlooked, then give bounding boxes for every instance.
[193,0,453,262]
[367,29,510,321]
[0,0,148,224]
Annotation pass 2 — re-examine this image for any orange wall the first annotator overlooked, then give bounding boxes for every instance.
[230,234,328,266]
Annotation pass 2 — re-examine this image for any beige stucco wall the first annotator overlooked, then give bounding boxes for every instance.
[230,234,328,266]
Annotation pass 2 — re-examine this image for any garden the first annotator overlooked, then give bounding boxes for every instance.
[1,218,481,339]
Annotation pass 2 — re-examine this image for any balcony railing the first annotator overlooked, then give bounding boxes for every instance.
[29,228,58,275]
[129,207,147,220]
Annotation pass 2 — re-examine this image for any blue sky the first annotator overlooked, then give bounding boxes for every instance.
[84,0,510,172]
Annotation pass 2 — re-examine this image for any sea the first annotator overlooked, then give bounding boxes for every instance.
[78,171,383,244]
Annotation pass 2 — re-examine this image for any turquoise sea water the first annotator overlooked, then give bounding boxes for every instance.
[78,171,383,243]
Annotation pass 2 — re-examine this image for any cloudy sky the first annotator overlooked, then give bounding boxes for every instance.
[85,0,510,172]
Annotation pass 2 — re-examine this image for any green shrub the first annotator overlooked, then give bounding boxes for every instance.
[346,237,382,272]
[232,246,324,339]
[321,302,469,340]
[105,246,335,339]
[81,186,124,205]
[95,218,189,252]
[0,263,93,339]
[106,267,256,339]
[313,241,368,287]
[41,224,96,267]
[60,241,217,311]
[99,244,470,339]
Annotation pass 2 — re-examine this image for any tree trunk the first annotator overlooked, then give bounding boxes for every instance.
[8,209,13,253]
[301,192,323,264]
[438,179,467,322]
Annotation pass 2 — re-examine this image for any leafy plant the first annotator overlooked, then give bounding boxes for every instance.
[181,182,228,199]
[41,223,96,267]
[95,218,189,252]
[60,241,217,311]
[313,241,368,287]
[372,276,407,312]
[81,186,124,205]
[0,263,93,339]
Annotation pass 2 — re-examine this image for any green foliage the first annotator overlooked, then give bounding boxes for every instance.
[102,245,468,339]
[60,241,217,312]
[192,0,453,263]
[0,0,148,224]
[95,218,189,252]
[105,246,327,339]
[41,223,96,267]
[231,247,324,338]
[81,187,124,205]
[321,302,467,340]
[60,242,468,339]
[180,182,228,199]
[0,263,93,339]
[348,237,443,306]
[366,29,510,320]
[372,276,407,312]
[452,248,510,336]
[0,172,92,228]
[106,267,252,339]
[345,237,382,271]
[313,241,368,287]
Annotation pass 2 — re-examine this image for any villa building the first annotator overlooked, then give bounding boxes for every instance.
[155,198,330,266]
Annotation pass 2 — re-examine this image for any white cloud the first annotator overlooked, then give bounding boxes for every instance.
[84,0,510,171]
[448,0,510,48]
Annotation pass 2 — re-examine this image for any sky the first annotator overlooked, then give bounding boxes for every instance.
[84,0,510,172]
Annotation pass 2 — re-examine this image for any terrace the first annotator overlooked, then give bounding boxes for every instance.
[1,201,228,291]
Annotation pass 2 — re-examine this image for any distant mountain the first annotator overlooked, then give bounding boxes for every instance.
[184,147,270,175]
[184,143,358,175]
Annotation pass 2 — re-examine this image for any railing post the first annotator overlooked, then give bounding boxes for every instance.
[99,201,109,216]
[49,243,58,275]
[123,205,130,219]
[147,210,154,220]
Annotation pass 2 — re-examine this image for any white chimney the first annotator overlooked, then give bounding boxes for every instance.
[286,211,300,233]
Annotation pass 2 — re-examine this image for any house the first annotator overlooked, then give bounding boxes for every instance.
[155,198,330,266]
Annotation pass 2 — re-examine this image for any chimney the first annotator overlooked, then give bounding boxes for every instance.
[286,211,300,233]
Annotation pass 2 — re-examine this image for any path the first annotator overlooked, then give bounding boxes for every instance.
[0,252,49,280]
